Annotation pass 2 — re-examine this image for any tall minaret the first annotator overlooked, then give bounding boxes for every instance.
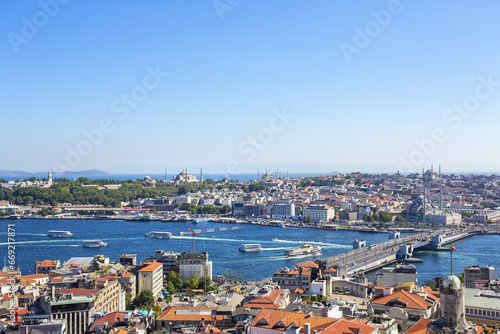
[439,164,441,177]
[48,171,53,184]
[287,170,289,179]
[185,167,188,181]
[165,169,168,183]
[200,168,203,184]
[257,169,259,180]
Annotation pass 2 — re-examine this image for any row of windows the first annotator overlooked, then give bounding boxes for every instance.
[466,308,500,318]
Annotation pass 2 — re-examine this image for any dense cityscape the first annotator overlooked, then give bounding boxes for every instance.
[1,168,500,333]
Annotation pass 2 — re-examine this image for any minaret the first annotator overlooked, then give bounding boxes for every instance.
[200,168,203,184]
[48,171,53,184]
[165,169,168,183]
[185,167,188,181]
[287,170,289,179]
[257,169,259,180]
[439,164,441,177]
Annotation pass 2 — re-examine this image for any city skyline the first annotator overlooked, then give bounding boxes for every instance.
[2,1,500,174]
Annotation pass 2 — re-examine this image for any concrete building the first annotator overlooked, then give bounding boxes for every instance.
[178,252,212,282]
[272,203,295,219]
[154,250,180,278]
[303,204,334,222]
[375,264,418,287]
[19,316,66,334]
[426,212,462,225]
[118,272,136,300]
[137,261,163,299]
[464,265,499,289]
[119,254,137,266]
[35,260,61,275]
[232,202,245,216]
[465,289,500,328]
[39,288,97,334]
[93,279,121,314]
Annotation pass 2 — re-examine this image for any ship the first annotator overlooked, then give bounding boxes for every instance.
[239,244,262,252]
[127,214,160,221]
[162,215,193,222]
[145,231,173,238]
[47,230,74,238]
[284,243,322,256]
[82,240,108,248]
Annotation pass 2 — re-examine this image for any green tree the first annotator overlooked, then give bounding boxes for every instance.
[125,293,134,310]
[133,289,154,308]
[167,271,183,290]
[198,276,212,292]
[395,215,406,223]
[304,215,313,223]
[166,281,176,295]
[154,304,163,320]
[185,274,198,289]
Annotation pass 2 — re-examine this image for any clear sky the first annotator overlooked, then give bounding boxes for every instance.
[1,1,499,174]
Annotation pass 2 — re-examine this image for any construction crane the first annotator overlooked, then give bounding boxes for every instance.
[179,226,245,252]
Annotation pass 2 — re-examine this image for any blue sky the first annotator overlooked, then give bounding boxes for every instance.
[1,1,499,174]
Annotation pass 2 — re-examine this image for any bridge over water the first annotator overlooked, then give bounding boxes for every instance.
[323,228,480,276]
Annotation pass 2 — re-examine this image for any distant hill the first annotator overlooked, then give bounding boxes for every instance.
[0,169,110,180]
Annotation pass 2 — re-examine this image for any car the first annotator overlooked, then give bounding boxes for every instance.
[293,306,301,311]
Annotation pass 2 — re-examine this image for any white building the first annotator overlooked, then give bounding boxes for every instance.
[303,205,334,222]
[138,262,163,299]
[426,212,462,225]
[178,252,212,282]
[272,203,295,219]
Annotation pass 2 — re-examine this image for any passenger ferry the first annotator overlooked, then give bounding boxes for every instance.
[82,240,108,248]
[145,231,173,238]
[48,230,74,238]
[239,244,262,252]
[284,243,322,256]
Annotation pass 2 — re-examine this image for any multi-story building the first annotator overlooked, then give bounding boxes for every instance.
[271,266,313,294]
[119,272,136,300]
[375,264,418,287]
[154,250,180,278]
[35,260,60,274]
[303,204,334,222]
[232,202,245,216]
[178,252,212,282]
[93,279,122,314]
[465,288,500,328]
[464,265,498,289]
[39,288,97,334]
[426,212,462,225]
[272,203,295,219]
[138,261,163,299]
[119,254,137,266]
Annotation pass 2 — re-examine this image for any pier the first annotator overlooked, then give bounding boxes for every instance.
[324,228,480,276]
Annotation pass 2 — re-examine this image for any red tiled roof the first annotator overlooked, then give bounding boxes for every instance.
[139,262,162,272]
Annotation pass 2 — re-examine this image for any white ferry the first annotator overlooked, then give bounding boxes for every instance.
[239,244,262,252]
[82,240,108,248]
[145,231,173,238]
[48,230,74,238]
[284,243,322,256]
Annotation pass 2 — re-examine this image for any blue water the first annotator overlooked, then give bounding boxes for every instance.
[0,219,497,282]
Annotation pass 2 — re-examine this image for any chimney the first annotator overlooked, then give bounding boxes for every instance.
[51,286,55,300]
[304,323,311,334]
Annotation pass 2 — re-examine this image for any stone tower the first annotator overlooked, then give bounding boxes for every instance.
[47,171,53,184]
[429,275,477,334]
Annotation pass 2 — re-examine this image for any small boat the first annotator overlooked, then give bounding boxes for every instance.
[48,230,74,238]
[82,240,108,248]
[127,214,160,221]
[239,244,262,252]
[145,231,173,238]
[162,215,193,222]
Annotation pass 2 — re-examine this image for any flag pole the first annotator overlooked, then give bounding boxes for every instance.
[450,243,453,276]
